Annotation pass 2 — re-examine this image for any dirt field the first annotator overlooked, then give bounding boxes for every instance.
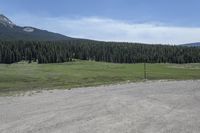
[0,80,200,133]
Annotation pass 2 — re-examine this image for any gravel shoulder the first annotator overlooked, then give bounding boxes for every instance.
[0,80,200,133]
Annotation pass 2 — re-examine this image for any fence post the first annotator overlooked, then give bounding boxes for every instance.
[144,62,147,80]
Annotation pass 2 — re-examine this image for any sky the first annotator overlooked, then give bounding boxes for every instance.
[1,0,200,44]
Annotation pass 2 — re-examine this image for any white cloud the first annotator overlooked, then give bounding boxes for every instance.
[10,14,200,44]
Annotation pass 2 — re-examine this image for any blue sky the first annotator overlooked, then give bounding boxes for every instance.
[1,0,200,44]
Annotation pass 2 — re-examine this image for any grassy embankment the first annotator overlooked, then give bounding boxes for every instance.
[0,60,200,94]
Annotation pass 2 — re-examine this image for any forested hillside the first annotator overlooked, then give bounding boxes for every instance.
[1,14,200,64]
[0,40,200,64]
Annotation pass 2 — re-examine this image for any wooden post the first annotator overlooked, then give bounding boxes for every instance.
[144,62,147,80]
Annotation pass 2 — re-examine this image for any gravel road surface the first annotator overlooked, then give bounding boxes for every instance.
[0,80,200,133]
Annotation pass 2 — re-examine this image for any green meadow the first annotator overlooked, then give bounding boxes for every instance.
[0,61,200,94]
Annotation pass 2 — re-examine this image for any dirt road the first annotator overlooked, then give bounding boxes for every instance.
[0,80,200,133]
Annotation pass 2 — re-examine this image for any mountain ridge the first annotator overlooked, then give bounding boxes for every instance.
[181,42,200,47]
[0,14,72,41]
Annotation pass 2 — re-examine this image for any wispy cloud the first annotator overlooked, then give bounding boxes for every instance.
[10,14,200,44]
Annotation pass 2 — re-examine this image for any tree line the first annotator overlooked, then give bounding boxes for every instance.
[0,40,200,64]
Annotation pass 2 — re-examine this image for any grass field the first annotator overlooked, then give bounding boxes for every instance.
[0,60,200,94]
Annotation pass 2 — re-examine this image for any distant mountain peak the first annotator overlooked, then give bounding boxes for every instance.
[0,14,15,28]
[0,14,72,41]
[181,42,200,47]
